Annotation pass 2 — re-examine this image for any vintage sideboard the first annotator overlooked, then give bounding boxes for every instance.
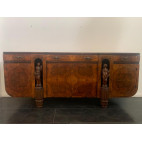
[3,52,140,108]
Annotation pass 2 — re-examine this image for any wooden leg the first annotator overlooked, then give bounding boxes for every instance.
[101,98,108,108]
[35,99,43,108]
[100,87,109,108]
[35,87,44,108]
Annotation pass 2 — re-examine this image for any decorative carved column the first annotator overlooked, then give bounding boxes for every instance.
[34,60,43,107]
[101,87,109,108]
[35,87,44,108]
[101,63,109,108]
[35,62,42,87]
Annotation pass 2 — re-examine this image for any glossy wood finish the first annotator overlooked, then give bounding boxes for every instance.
[46,62,98,98]
[113,55,140,62]
[112,64,139,97]
[46,54,98,62]
[4,63,32,97]
[4,53,31,62]
[3,52,140,108]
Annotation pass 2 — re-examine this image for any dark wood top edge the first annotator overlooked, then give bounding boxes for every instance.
[3,52,140,55]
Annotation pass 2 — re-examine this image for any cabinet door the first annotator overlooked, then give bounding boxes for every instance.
[112,64,139,97]
[71,63,98,98]
[46,63,98,98]
[4,63,32,97]
[46,63,72,97]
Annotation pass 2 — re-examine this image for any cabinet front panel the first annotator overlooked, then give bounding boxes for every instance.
[46,63,72,97]
[71,63,98,97]
[4,63,32,97]
[112,64,139,97]
[46,63,98,98]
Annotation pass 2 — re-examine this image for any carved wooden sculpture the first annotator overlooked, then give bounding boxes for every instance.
[101,63,110,108]
[102,63,109,88]
[3,52,140,108]
[35,62,42,87]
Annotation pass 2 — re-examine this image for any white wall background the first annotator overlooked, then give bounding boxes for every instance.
[0,17,141,97]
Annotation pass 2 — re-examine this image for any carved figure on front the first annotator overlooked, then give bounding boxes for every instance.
[102,64,109,88]
[35,62,42,87]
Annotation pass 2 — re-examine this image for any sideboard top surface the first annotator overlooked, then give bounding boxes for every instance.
[3,52,140,55]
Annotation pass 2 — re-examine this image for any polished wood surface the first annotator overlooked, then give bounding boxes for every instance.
[4,63,32,97]
[112,64,139,97]
[46,54,98,62]
[46,62,98,98]
[3,52,140,107]
[4,53,31,62]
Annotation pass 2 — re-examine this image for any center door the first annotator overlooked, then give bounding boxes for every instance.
[46,62,98,98]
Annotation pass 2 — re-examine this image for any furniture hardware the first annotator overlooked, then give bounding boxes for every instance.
[15,56,24,59]
[121,56,128,60]
[84,56,92,60]
[53,56,60,59]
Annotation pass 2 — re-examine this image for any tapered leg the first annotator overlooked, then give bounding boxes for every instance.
[35,87,44,108]
[100,87,109,108]
[35,99,43,108]
[101,98,108,108]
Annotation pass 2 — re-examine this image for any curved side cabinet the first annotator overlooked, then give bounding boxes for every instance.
[3,52,140,108]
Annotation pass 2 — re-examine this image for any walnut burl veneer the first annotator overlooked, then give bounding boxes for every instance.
[3,52,140,108]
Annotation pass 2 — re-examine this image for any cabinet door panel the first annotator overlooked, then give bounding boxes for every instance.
[46,63,98,98]
[112,64,139,97]
[4,63,32,97]
[71,63,97,97]
[46,63,72,97]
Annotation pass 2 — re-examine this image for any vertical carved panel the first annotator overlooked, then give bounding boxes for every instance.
[34,58,43,87]
[101,59,110,88]
[100,59,110,108]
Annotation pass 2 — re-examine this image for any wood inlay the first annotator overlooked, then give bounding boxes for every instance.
[4,63,32,97]
[3,52,140,108]
[112,64,139,97]
[46,62,98,98]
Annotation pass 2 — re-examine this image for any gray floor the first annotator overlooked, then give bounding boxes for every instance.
[0,97,142,124]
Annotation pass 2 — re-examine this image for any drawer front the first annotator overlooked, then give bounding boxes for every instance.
[73,55,98,62]
[4,54,31,62]
[46,54,98,62]
[113,55,140,62]
[46,55,71,62]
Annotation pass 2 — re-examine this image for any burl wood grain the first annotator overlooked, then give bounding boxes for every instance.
[112,64,139,97]
[46,62,98,98]
[3,52,140,108]
[4,63,32,97]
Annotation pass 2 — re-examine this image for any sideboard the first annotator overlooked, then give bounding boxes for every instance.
[3,52,140,108]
